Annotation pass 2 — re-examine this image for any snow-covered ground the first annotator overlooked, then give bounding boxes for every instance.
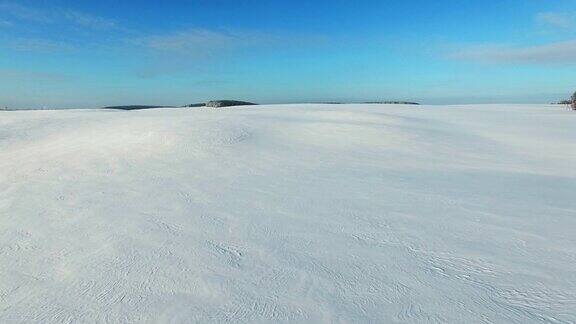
[1,104,575,323]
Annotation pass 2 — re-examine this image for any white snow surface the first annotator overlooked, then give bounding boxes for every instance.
[1,104,575,323]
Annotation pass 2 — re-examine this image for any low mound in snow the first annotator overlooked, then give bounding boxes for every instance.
[0,104,575,323]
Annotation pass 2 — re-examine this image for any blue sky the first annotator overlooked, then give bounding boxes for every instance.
[1,0,575,108]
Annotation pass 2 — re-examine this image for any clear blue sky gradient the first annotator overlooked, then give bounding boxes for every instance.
[1,0,575,107]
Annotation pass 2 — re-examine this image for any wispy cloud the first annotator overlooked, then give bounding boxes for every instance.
[127,29,273,77]
[132,28,329,53]
[6,38,75,52]
[62,10,116,30]
[131,29,275,54]
[449,40,576,64]
[0,18,13,27]
[129,28,327,77]
[0,69,69,81]
[536,12,574,30]
[0,2,51,23]
[0,1,116,30]
[0,2,117,53]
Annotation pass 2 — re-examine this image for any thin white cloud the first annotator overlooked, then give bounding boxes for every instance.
[62,10,116,30]
[0,18,13,27]
[536,12,574,30]
[129,28,327,77]
[0,69,69,81]
[132,29,273,54]
[6,38,75,52]
[0,2,53,23]
[449,40,576,64]
[0,1,116,30]
[127,29,270,78]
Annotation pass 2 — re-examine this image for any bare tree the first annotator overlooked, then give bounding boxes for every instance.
[572,91,576,110]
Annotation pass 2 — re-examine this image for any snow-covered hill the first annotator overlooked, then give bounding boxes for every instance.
[1,104,575,323]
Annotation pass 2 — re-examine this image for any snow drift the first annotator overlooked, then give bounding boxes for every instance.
[1,104,575,323]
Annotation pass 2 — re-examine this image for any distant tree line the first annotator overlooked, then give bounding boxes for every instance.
[555,91,576,110]
[319,101,420,105]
